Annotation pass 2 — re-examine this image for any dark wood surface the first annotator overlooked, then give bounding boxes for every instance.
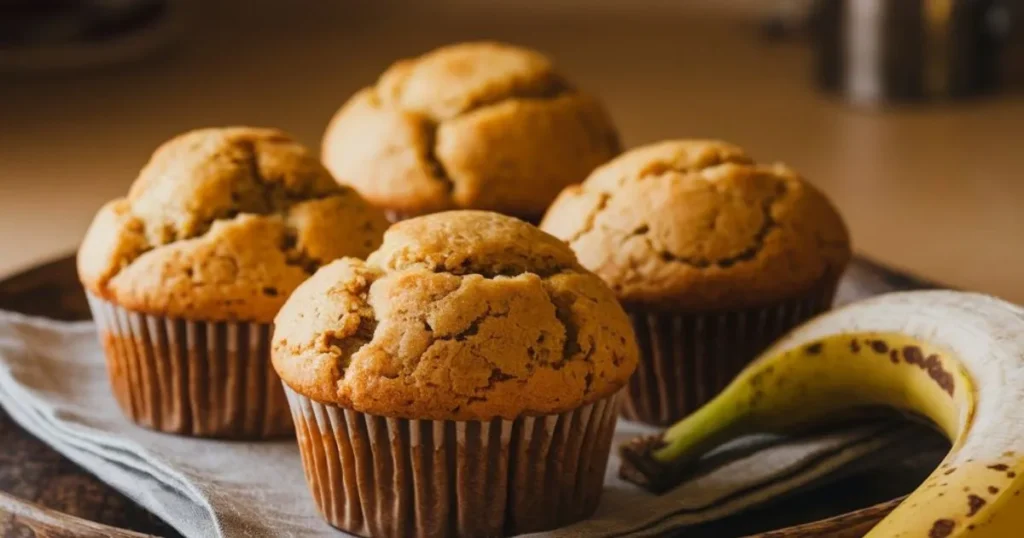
[0,256,177,538]
[0,254,939,537]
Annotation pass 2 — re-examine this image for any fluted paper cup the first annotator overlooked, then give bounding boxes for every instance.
[620,283,838,426]
[285,385,621,538]
[87,294,292,438]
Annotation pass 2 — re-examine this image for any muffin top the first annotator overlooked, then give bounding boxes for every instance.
[541,140,851,312]
[272,211,638,421]
[322,41,620,221]
[77,127,389,323]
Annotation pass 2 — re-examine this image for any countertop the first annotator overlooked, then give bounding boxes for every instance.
[1,2,1022,302]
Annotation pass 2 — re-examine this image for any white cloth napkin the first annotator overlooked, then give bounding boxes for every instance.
[0,310,928,538]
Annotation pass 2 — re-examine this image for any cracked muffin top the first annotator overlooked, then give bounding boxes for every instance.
[540,140,851,312]
[77,127,390,323]
[321,41,620,222]
[272,211,639,421]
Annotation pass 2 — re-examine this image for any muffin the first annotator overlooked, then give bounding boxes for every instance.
[272,211,638,537]
[77,127,389,438]
[541,140,851,426]
[321,41,620,223]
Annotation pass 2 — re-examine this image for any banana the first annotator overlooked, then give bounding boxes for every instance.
[619,290,1024,537]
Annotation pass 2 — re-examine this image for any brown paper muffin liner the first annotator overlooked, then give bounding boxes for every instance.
[285,385,621,538]
[86,294,293,438]
[620,282,839,426]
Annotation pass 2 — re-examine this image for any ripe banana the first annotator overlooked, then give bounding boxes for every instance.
[620,290,1024,537]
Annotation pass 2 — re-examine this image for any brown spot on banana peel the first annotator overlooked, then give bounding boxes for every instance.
[850,339,861,353]
[749,389,766,407]
[967,494,987,516]
[902,346,955,396]
[989,486,1000,494]
[988,463,1009,471]
[889,349,900,364]
[869,339,889,353]
[804,342,823,355]
[747,367,774,389]
[929,519,956,538]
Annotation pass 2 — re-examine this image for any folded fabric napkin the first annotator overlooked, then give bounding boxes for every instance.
[0,310,930,538]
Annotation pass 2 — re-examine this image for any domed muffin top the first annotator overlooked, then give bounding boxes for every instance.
[272,211,639,421]
[541,140,852,312]
[321,41,620,221]
[77,127,389,323]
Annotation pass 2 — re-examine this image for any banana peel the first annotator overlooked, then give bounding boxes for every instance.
[620,290,1024,537]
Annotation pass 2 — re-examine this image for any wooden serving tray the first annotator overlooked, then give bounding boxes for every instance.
[0,254,941,537]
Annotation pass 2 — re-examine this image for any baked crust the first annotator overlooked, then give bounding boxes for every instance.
[272,211,639,421]
[541,140,852,311]
[321,41,620,221]
[77,127,389,322]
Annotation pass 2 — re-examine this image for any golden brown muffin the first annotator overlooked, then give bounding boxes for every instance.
[275,211,637,536]
[77,127,390,439]
[541,140,851,425]
[321,41,621,222]
[273,210,638,421]
[78,127,390,323]
[541,139,851,312]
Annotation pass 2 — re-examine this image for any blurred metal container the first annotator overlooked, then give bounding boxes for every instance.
[813,0,1015,104]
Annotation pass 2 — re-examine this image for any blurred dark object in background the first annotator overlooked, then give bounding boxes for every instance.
[812,0,1017,105]
[0,0,182,73]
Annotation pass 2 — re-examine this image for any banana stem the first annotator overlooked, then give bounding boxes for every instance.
[619,390,749,493]
[654,396,745,463]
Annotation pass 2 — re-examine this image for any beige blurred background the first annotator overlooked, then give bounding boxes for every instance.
[1,0,1023,302]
